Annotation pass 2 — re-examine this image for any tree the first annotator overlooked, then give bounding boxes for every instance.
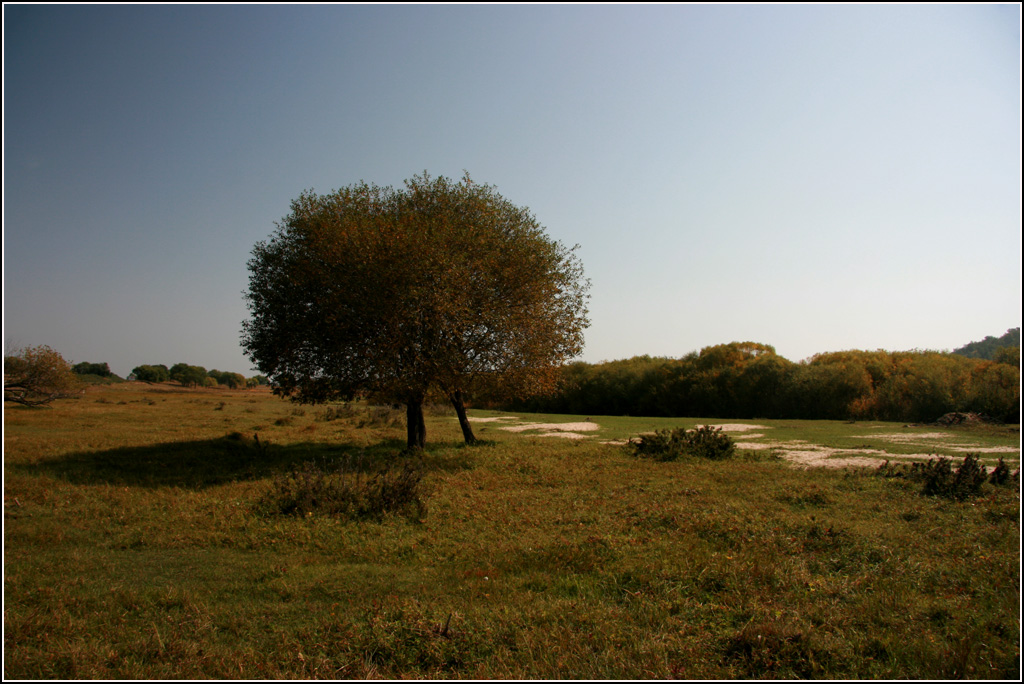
[208,370,247,389]
[242,172,590,449]
[130,364,170,383]
[953,328,1021,361]
[169,363,208,388]
[72,361,112,377]
[4,345,84,407]
[994,346,1020,368]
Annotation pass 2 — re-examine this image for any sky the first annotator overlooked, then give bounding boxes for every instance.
[3,3,1021,379]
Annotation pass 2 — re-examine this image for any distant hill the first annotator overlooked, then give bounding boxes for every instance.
[952,328,1020,361]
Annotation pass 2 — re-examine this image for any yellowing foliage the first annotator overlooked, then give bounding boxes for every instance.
[242,173,590,448]
[3,345,84,407]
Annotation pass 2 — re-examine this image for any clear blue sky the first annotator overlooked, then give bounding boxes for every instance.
[3,4,1021,378]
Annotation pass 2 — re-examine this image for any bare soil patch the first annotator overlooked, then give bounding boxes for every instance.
[468,416,601,434]
[536,431,594,439]
[698,423,770,432]
[500,421,601,433]
[858,432,1020,454]
[737,441,939,469]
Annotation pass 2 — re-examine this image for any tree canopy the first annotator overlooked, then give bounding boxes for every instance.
[242,172,590,449]
[130,364,170,383]
[4,345,84,407]
[504,344,1020,424]
[72,362,113,377]
[953,328,1020,361]
[208,370,247,389]
[169,363,209,388]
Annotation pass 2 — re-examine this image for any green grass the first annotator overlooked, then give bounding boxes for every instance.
[4,383,1020,678]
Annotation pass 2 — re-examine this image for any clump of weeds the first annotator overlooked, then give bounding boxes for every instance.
[358,406,404,429]
[255,453,427,522]
[723,616,830,678]
[317,404,356,422]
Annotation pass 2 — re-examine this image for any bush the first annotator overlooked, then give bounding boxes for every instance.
[917,454,988,501]
[633,425,735,461]
[987,457,1018,488]
[256,454,427,521]
[876,454,992,501]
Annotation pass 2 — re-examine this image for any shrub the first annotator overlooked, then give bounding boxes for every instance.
[987,457,1018,488]
[685,425,737,460]
[633,425,735,461]
[918,454,988,501]
[632,429,676,460]
[256,454,427,521]
[877,454,992,501]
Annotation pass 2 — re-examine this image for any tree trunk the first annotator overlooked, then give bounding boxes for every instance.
[405,397,426,451]
[450,389,477,444]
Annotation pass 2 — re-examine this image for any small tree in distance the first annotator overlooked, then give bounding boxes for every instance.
[4,345,84,407]
[242,172,590,450]
[72,362,113,377]
[130,364,170,383]
[208,370,247,389]
[169,363,208,388]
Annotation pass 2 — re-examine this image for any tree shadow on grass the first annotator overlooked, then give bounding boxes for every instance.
[9,432,478,490]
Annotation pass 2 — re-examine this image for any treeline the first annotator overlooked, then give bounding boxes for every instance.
[128,363,268,389]
[953,327,1020,364]
[500,342,1020,424]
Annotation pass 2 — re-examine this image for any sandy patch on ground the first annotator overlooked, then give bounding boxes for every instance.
[740,441,916,469]
[738,439,1018,469]
[537,432,593,439]
[857,432,1019,454]
[467,415,601,435]
[499,421,601,433]
[698,424,770,432]
[862,432,949,441]
[781,450,886,469]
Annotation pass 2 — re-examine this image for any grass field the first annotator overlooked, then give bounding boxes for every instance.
[4,382,1020,678]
